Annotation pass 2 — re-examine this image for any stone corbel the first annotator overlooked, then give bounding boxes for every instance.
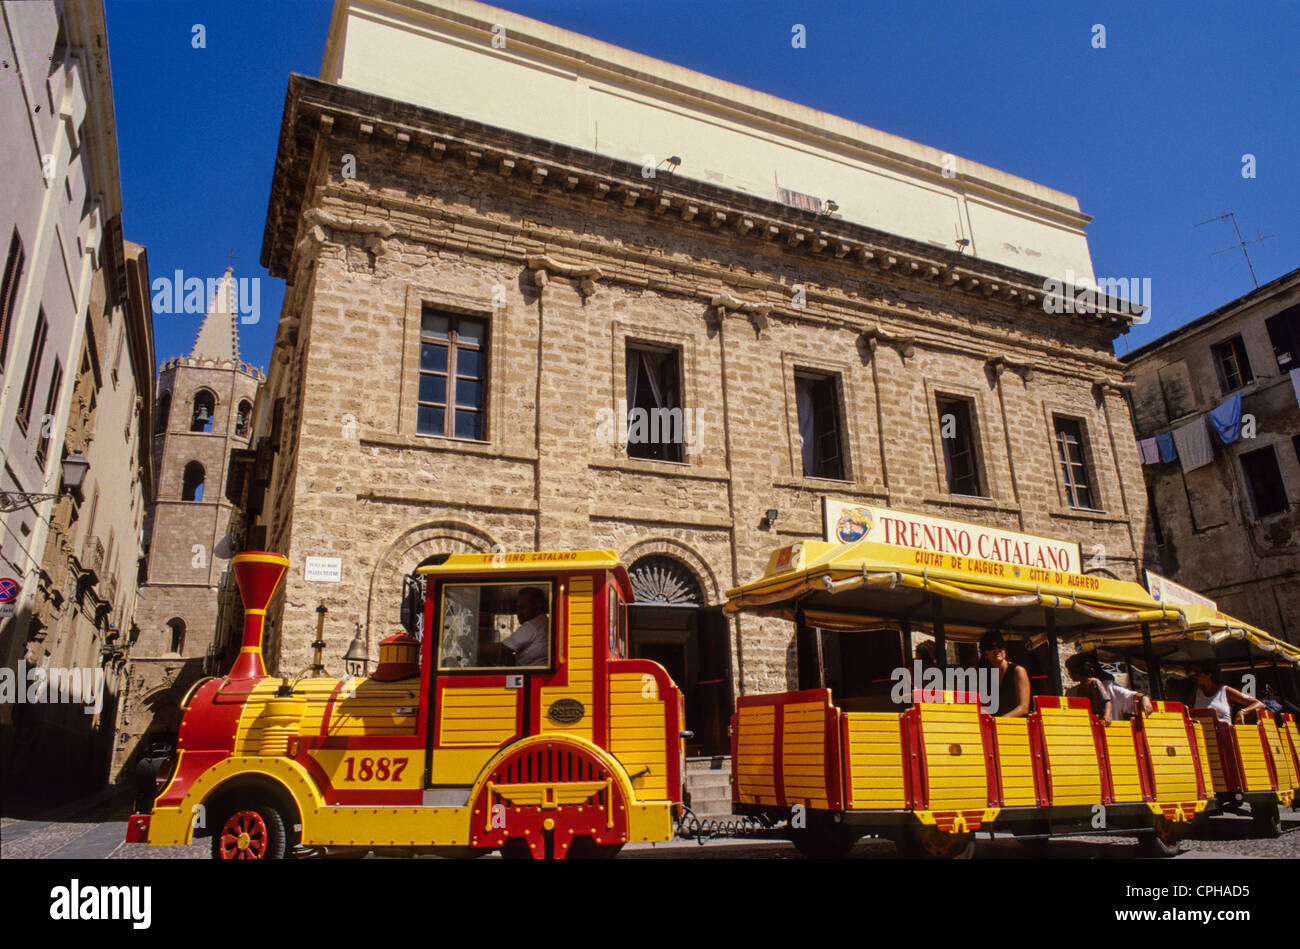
[988,354,1036,384]
[710,292,772,335]
[861,326,915,362]
[1092,377,1134,401]
[526,254,603,297]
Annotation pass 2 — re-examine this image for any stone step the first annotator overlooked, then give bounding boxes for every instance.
[685,756,730,774]
[686,771,731,788]
[691,780,733,800]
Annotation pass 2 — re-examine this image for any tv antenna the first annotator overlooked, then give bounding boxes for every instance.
[1194,212,1273,288]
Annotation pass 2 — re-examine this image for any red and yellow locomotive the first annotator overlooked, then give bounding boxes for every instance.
[126,549,685,858]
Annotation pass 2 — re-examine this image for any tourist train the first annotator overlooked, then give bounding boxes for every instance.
[126,526,1299,859]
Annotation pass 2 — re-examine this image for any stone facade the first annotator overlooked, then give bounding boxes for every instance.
[246,68,1147,709]
[1122,267,1300,643]
[110,272,263,781]
[0,1,154,797]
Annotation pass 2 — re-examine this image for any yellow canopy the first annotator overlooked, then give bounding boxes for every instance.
[725,539,1299,666]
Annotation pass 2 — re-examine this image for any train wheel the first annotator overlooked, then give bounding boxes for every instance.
[897,825,975,859]
[211,804,289,860]
[1137,817,1182,858]
[791,825,860,859]
[566,837,623,859]
[1251,802,1282,839]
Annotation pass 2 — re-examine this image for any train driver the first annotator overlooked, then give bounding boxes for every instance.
[478,587,550,667]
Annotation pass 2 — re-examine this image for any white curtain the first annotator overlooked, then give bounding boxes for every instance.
[796,378,815,475]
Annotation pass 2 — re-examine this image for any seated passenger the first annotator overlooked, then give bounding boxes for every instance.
[1263,684,1300,717]
[1191,663,1264,725]
[1066,651,1152,721]
[980,631,1030,717]
[1065,652,1108,718]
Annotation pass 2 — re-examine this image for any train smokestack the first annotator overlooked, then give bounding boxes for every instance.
[230,552,290,680]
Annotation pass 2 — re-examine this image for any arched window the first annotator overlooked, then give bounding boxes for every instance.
[235,399,252,437]
[155,391,171,433]
[167,618,186,655]
[628,555,704,605]
[191,389,215,432]
[181,461,205,501]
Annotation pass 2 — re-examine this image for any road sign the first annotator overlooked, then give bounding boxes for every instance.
[0,577,18,602]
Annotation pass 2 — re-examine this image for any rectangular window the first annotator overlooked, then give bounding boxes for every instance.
[417,308,487,440]
[1211,335,1253,393]
[1147,485,1165,547]
[16,309,48,433]
[936,395,983,496]
[1265,305,1300,372]
[1240,446,1288,519]
[437,581,553,671]
[626,343,684,463]
[35,358,62,468]
[1,230,25,372]
[1054,416,1096,509]
[795,372,845,480]
[111,327,124,384]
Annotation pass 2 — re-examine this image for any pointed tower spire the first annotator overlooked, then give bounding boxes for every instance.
[190,267,241,362]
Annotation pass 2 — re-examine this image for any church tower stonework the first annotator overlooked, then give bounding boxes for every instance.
[110,268,263,781]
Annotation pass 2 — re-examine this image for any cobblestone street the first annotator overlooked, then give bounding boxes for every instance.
[4,789,1297,860]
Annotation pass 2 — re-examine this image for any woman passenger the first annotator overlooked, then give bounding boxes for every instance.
[980,631,1031,717]
[1191,663,1264,725]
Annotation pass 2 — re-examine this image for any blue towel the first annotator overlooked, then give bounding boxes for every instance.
[1156,431,1177,462]
[1208,392,1242,443]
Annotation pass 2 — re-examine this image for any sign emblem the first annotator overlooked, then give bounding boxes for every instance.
[0,578,18,601]
[547,699,585,725]
[835,507,873,543]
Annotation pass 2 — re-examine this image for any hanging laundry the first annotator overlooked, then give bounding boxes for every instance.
[1138,437,1160,464]
[1172,416,1214,472]
[1207,392,1243,444]
[1156,431,1177,463]
[1291,367,1300,409]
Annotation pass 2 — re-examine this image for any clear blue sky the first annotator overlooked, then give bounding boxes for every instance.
[106,0,1299,370]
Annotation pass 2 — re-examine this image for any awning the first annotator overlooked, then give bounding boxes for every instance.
[1073,603,1300,668]
[724,539,1299,666]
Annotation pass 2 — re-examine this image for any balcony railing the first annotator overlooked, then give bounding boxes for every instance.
[82,536,104,576]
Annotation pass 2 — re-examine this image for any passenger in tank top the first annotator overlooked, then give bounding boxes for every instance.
[1191,664,1264,724]
[979,630,1031,718]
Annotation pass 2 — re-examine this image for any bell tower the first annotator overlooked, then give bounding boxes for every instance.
[111,268,264,779]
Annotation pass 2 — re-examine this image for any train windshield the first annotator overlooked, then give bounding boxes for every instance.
[437,580,555,670]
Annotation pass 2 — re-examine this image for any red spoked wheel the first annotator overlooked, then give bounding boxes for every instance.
[212,805,288,860]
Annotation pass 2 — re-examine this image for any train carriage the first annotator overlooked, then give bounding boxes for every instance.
[126,549,685,859]
[724,538,1300,858]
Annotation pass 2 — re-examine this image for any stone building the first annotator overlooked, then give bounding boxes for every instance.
[241,0,1148,760]
[1122,266,1300,644]
[110,270,263,781]
[1,0,155,796]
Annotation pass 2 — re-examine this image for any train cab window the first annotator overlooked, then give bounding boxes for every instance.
[437,581,554,671]
[607,586,627,659]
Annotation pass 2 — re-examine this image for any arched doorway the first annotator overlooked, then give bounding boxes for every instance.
[627,555,732,757]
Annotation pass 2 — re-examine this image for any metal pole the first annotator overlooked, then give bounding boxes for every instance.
[814,625,826,689]
[901,617,913,666]
[1044,609,1062,696]
[1141,622,1163,701]
[932,595,946,672]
